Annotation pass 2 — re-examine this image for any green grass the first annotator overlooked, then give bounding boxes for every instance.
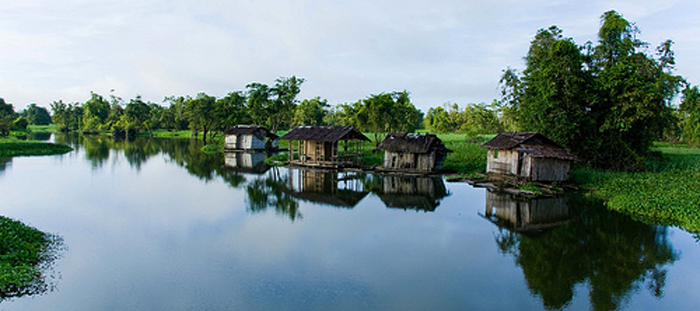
[441,134,491,176]
[572,145,700,233]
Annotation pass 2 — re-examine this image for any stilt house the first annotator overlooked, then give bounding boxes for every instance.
[377,133,452,172]
[224,125,278,151]
[480,132,578,182]
[280,126,370,168]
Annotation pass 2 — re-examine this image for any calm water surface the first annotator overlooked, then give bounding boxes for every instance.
[0,136,699,310]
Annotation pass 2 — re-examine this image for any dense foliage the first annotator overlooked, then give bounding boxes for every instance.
[500,11,684,170]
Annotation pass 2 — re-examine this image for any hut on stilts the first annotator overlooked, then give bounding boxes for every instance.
[279,126,371,168]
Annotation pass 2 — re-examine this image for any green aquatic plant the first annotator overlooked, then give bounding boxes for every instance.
[0,140,73,157]
[0,216,64,301]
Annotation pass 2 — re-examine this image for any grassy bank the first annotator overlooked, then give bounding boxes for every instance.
[440,134,492,176]
[571,144,700,233]
[0,128,73,157]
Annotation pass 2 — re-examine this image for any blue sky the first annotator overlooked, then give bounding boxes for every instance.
[1,0,698,112]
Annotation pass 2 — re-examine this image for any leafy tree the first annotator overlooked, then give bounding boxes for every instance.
[0,98,15,136]
[215,91,249,135]
[500,10,683,170]
[356,91,422,146]
[82,92,111,134]
[12,116,28,130]
[122,96,152,133]
[294,97,330,126]
[163,96,190,131]
[270,76,304,132]
[246,76,305,132]
[326,101,362,127]
[680,85,700,146]
[23,104,52,126]
[184,93,217,144]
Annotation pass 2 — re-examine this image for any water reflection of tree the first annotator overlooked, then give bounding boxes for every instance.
[496,195,678,311]
[0,157,11,176]
[246,168,300,221]
[0,216,64,301]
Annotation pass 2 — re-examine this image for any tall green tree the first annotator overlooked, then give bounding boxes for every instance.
[82,92,111,134]
[500,10,683,170]
[356,91,422,146]
[680,85,700,147]
[184,93,217,144]
[23,104,52,126]
[246,76,305,133]
[0,98,16,136]
[294,97,330,126]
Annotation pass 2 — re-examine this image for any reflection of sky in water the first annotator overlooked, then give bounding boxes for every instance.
[0,144,699,310]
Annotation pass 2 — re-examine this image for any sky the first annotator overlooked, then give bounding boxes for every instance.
[1,0,699,112]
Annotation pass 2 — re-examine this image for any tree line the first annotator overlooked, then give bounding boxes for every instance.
[36,76,422,146]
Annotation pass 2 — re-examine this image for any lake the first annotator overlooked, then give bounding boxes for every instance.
[1,135,699,310]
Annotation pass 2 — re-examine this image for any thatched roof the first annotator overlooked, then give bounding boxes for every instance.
[378,133,452,154]
[224,125,278,139]
[280,126,370,142]
[480,132,578,161]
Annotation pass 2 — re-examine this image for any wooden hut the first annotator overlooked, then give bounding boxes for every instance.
[280,126,370,168]
[480,132,578,182]
[377,133,452,172]
[224,125,278,151]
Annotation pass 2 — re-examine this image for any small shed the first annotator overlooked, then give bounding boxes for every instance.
[224,125,278,151]
[280,126,370,168]
[377,133,452,172]
[480,132,578,182]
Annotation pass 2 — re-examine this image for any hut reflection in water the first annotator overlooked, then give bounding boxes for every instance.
[377,176,450,212]
[224,152,270,174]
[286,169,368,208]
[482,190,570,234]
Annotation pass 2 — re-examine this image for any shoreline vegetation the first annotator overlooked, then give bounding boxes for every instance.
[3,126,700,235]
[0,126,72,157]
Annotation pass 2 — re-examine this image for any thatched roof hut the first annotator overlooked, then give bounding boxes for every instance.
[377,133,452,172]
[480,132,578,182]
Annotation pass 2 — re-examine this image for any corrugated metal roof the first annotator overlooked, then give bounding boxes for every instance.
[279,126,370,142]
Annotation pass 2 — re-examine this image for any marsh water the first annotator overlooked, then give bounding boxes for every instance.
[1,135,699,310]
